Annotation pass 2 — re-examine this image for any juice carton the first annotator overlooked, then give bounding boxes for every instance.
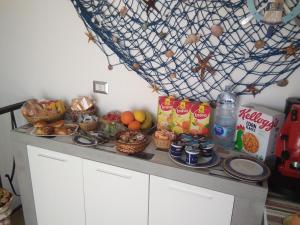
[157,96,174,130]
[172,99,192,134]
[234,105,284,161]
[190,102,211,136]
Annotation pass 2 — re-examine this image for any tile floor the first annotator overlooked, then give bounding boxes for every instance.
[10,208,25,225]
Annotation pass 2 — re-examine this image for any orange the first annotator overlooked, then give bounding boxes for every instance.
[128,120,141,130]
[121,111,134,125]
[182,121,190,131]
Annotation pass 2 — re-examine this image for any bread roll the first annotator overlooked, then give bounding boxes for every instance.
[35,127,54,135]
[34,121,48,128]
[49,120,64,128]
[54,127,69,135]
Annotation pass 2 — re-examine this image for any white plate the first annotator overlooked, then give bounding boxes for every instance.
[229,159,264,176]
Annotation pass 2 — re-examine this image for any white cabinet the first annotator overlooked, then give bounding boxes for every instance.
[27,146,234,225]
[83,159,149,225]
[27,146,85,225]
[149,175,234,225]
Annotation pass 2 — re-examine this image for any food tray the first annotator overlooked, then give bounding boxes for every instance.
[30,124,79,137]
[169,150,220,169]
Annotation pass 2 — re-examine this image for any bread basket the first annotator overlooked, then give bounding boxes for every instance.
[21,100,65,124]
[152,135,171,151]
[116,139,148,154]
[70,107,96,122]
[23,112,64,124]
[79,120,98,131]
[116,131,148,154]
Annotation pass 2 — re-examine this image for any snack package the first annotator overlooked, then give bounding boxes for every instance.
[234,105,284,161]
[189,102,211,136]
[172,99,191,134]
[71,96,94,111]
[157,96,174,130]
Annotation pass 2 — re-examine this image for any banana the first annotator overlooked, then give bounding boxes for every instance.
[55,100,66,113]
[141,111,153,129]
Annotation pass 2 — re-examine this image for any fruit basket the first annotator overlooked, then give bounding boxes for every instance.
[116,131,148,154]
[21,99,65,124]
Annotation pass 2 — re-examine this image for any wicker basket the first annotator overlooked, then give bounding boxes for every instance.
[23,112,64,124]
[116,139,148,154]
[70,107,96,122]
[79,120,98,131]
[153,135,171,151]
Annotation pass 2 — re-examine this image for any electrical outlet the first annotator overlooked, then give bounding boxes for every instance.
[93,81,109,94]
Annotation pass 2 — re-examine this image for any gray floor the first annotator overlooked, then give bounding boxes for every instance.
[10,208,25,225]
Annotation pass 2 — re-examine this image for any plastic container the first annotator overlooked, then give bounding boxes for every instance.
[213,86,238,149]
[199,140,215,157]
[170,142,184,157]
[185,146,200,165]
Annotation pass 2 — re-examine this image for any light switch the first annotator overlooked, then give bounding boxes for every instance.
[93,81,109,94]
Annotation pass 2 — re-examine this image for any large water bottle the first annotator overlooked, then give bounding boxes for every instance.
[213,86,238,149]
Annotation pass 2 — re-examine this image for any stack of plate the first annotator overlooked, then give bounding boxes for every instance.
[222,156,271,182]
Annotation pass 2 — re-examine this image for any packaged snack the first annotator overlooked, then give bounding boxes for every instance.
[172,99,191,134]
[235,105,284,160]
[190,102,211,136]
[157,96,174,130]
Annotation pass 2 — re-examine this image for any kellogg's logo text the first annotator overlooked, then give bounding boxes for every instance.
[239,108,278,132]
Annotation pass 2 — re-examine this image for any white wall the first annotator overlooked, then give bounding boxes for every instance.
[0,0,299,113]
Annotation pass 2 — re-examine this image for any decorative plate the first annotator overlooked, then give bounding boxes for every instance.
[222,156,271,182]
[169,150,220,169]
[73,135,98,147]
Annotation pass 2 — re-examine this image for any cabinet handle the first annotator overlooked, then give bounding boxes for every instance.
[37,154,67,162]
[96,168,132,179]
[168,185,213,200]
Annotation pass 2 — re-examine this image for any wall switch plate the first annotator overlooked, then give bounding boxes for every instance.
[93,81,108,94]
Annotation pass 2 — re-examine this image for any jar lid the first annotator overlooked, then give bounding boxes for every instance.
[199,140,215,149]
[185,146,200,155]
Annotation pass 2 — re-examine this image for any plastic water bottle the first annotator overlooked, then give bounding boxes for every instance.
[213,86,238,149]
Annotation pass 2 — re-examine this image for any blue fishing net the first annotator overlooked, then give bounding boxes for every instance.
[71,0,300,101]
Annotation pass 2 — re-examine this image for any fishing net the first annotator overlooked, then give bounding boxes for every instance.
[71,0,300,101]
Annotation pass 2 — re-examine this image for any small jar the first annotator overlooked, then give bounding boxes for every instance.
[185,146,200,165]
[199,140,215,157]
[170,142,184,158]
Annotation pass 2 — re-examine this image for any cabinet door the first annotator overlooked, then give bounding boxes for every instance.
[27,146,85,225]
[149,175,234,225]
[83,159,149,225]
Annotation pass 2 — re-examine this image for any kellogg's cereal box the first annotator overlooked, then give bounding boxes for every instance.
[234,105,284,160]
[190,102,211,136]
[172,99,192,134]
[157,96,174,130]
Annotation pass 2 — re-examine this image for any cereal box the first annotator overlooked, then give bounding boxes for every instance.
[157,96,174,130]
[190,102,211,136]
[234,105,284,161]
[172,99,192,134]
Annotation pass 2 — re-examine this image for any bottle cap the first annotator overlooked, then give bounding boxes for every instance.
[217,86,237,104]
